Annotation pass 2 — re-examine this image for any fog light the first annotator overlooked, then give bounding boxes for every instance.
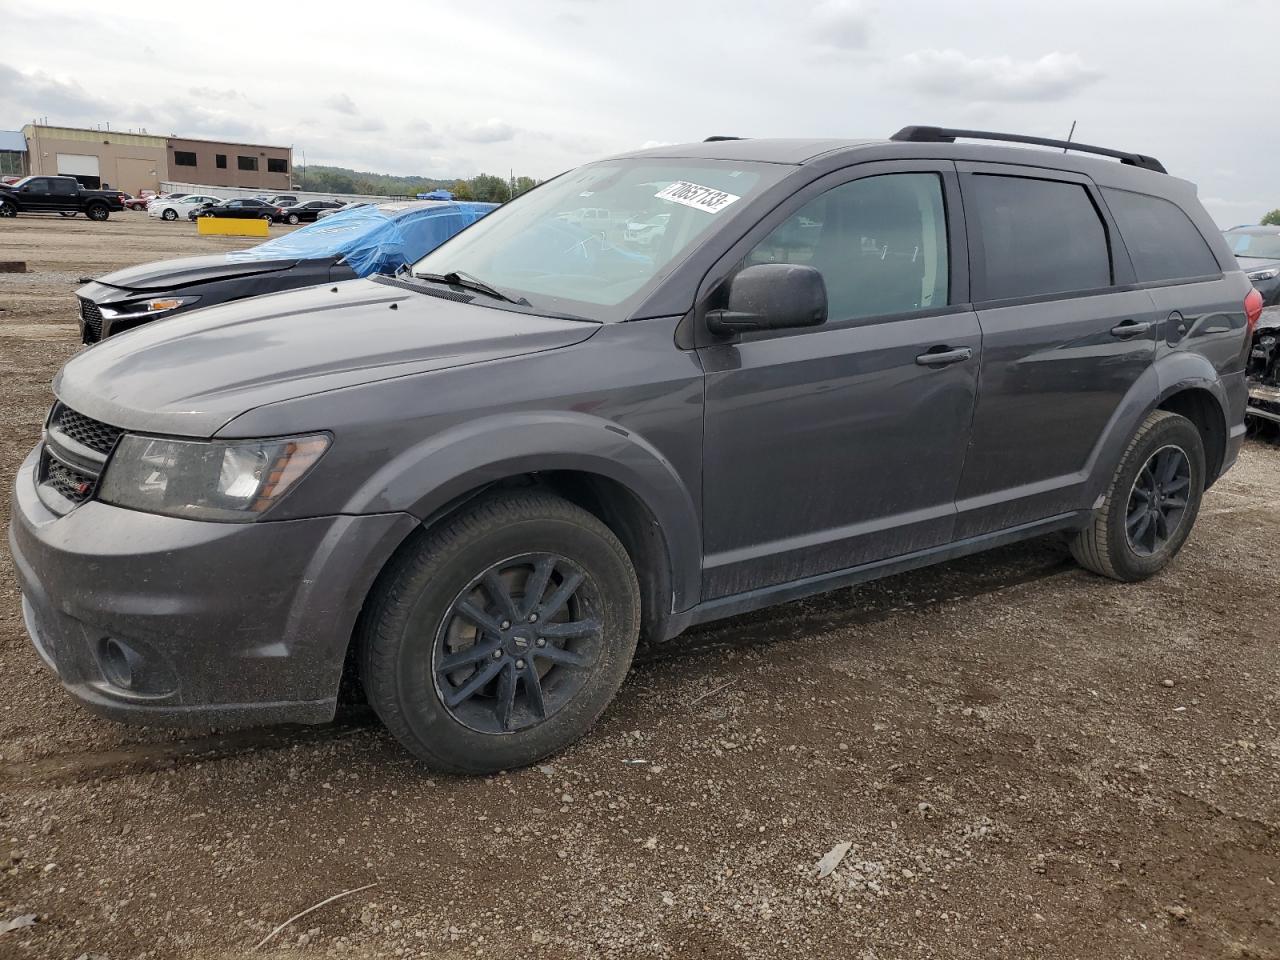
[99,638,135,690]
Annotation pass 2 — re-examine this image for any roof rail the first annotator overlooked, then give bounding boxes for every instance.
[890,125,1167,174]
[703,135,744,142]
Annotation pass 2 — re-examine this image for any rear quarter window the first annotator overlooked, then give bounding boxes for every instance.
[968,174,1112,302]
[1102,187,1220,283]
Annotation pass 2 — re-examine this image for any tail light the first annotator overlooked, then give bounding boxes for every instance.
[1246,288,1264,335]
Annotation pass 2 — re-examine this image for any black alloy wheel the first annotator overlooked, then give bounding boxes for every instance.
[1125,444,1192,557]
[433,552,604,734]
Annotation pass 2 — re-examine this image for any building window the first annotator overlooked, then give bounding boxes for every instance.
[173,151,197,167]
[238,155,258,171]
[215,154,227,169]
[267,157,287,174]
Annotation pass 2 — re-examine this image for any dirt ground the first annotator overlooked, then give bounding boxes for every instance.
[0,214,1277,960]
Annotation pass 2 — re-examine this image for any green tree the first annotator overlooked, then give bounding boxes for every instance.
[469,174,511,203]
[513,176,538,197]
[1263,209,1280,226]
[451,179,474,201]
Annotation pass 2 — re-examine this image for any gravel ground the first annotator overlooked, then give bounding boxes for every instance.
[0,215,1277,960]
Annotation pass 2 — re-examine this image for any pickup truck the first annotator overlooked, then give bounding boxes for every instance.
[0,176,126,221]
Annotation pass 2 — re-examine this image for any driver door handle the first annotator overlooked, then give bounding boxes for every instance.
[1110,320,1151,339]
[915,346,973,367]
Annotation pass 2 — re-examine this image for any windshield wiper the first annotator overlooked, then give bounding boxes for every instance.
[414,270,529,306]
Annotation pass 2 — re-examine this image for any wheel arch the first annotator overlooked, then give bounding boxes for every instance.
[1156,384,1228,486]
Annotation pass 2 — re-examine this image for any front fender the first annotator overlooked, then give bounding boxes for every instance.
[344,410,703,612]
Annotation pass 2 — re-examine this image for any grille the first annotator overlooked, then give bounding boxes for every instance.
[45,457,96,504]
[79,297,104,342]
[51,404,122,455]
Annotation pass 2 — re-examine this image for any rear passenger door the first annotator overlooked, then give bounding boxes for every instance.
[953,163,1160,538]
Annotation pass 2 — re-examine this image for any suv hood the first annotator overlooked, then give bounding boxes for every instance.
[55,278,600,437]
[91,254,301,291]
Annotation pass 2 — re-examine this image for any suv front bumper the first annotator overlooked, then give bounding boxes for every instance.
[9,447,416,728]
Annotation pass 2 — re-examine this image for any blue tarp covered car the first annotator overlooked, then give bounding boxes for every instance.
[74,200,497,342]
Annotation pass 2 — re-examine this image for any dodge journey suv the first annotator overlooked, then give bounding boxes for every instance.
[10,126,1258,773]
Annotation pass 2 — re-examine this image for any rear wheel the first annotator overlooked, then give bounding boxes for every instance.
[286,213,299,225]
[359,491,640,773]
[1070,410,1205,581]
[85,203,109,222]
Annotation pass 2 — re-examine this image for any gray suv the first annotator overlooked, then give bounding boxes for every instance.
[9,127,1259,773]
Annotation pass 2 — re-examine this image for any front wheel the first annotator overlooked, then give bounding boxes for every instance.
[162,208,177,221]
[359,491,641,773]
[59,210,78,218]
[0,201,15,218]
[1070,410,1206,581]
[85,204,109,222]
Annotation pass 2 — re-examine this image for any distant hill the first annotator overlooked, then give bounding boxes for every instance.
[297,165,539,202]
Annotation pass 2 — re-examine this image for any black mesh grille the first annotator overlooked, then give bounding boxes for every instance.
[52,405,122,455]
[45,457,95,503]
[79,297,103,342]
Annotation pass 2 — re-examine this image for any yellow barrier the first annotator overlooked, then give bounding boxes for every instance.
[196,217,270,237]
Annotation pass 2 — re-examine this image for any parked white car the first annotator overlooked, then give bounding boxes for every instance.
[148,194,222,222]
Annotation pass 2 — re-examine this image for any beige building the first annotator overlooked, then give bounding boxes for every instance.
[166,136,292,191]
[15,125,294,194]
[21,125,166,194]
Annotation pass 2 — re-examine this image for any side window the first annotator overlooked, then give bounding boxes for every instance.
[1102,187,1219,283]
[50,178,77,195]
[968,175,1111,301]
[227,200,242,208]
[26,178,50,194]
[745,173,949,321]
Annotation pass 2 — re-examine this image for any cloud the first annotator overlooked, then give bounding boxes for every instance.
[811,1,871,51]
[900,49,1102,102]
[0,61,114,121]
[324,93,359,115]
[404,122,446,149]
[453,118,516,144]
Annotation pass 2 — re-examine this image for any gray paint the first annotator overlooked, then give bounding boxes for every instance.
[10,135,1254,728]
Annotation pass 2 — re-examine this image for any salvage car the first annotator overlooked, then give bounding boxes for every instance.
[193,197,283,221]
[277,199,345,224]
[148,194,222,221]
[11,127,1255,775]
[74,200,496,341]
[1224,225,1280,307]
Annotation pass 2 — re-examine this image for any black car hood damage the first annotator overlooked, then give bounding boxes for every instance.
[55,279,600,437]
[89,254,301,291]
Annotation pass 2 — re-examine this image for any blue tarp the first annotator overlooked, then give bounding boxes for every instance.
[225,201,496,277]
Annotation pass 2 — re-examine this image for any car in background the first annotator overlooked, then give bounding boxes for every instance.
[1224,225,1280,307]
[149,193,222,221]
[624,212,670,246]
[317,200,371,219]
[123,194,153,211]
[191,197,283,221]
[269,194,299,206]
[277,199,346,224]
[75,199,497,341]
[0,176,125,220]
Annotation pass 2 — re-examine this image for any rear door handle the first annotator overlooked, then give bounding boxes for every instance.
[1110,320,1152,339]
[915,346,973,367]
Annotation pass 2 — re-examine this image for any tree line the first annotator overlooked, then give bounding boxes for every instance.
[296,165,540,202]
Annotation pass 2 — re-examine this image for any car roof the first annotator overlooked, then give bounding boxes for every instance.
[1225,225,1280,235]
[620,138,874,165]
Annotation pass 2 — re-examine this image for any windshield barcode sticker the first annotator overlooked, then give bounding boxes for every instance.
[655,181,740,214]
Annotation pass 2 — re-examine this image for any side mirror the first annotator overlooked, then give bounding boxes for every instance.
[706,263,827,335]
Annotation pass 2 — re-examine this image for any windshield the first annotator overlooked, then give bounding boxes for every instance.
[413,159,785,317]
[1226,231,1280,260]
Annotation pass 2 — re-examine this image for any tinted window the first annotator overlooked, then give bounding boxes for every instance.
[746,173,949,321]
[215,154,227,169]
[1103,188,1219,282]
[174,151,197,167]
[969,175,1111,301]
[238,155,258,171]
[25,178,50,194]
[50,178,77,195]
[267,157,287,173]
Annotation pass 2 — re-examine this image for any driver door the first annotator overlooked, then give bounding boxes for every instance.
[697,161,982,599]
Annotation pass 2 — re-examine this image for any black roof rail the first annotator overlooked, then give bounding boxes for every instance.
[890,125,1167,174]
[703,135,744,142]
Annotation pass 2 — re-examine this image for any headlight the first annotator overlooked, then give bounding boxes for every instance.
[1248,268,1279,282]
[100,296,200,317]
[98,434,330,521]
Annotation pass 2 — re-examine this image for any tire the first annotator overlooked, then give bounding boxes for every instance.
[260,213,273,221]
[286,213,299,225]
[359,491,641,773]
[85,203,109,222]
[1070,410,1205,582]
[59,210,78,218]
[0,201,15,218]
[162,208,177,221]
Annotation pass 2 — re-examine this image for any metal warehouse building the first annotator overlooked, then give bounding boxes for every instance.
[15,124,293,195]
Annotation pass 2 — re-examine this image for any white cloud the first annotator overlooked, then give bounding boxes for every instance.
[323,93,359,115]
[453,118,516,144]
[811,0,871,50]
[900,49,1102,102]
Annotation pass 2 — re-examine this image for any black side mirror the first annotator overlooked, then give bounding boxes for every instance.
[706,263,827,335]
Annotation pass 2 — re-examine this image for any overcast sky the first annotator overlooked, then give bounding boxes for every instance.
[2,0,1274,225]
